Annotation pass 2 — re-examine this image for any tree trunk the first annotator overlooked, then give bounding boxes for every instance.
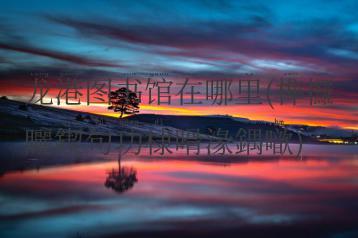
[119,104,124,118]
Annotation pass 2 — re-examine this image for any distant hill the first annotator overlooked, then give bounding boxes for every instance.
[2,98,345,143]
[127,114,315,142]
[128,114,272,134]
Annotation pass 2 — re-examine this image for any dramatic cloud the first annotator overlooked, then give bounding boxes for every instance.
[0,43,122,68]
[0,0,356,128]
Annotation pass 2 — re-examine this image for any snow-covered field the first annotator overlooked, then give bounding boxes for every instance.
[0,98,218,140]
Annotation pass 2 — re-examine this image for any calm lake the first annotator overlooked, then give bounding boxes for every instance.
[0,143,357,238]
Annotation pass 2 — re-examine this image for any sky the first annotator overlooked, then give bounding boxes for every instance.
[0,0,357,129]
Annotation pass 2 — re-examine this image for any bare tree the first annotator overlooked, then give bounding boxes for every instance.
[108,87,140,118]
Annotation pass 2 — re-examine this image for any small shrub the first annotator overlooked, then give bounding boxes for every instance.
[18,104,28,111]
[76,114,84,121]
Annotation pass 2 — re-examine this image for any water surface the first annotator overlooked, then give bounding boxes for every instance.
[0,144,357,237]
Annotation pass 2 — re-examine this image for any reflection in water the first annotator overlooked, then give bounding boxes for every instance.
[0,144,357,238]
[104,159,138,193]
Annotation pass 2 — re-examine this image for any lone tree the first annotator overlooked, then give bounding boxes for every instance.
[108,87,140,118]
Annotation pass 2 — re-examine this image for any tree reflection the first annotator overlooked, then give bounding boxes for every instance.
[105,159,138,193]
